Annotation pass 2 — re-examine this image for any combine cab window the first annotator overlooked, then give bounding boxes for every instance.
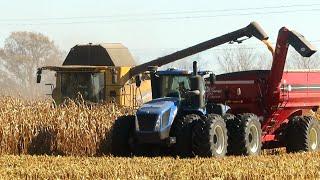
[60,72,105,102]
[158,75,191,100]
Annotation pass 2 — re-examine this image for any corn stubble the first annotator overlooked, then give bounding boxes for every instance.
[0,153,319,179]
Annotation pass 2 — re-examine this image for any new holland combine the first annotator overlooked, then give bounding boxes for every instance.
[111,24,319,157]
[37,43,151,107]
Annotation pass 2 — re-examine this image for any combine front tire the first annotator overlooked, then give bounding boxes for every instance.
[111,115,135,157]
[172,114,200,157]
[286,116,320,153]
[192,114,228,157]
[227,113,262,156]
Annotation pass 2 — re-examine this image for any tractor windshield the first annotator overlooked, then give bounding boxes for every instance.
[158,75,191,100]
[60,72,105,102]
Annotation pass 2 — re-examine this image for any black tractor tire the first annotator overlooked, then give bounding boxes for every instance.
[192,114,228,157]
[227,113,262,156]
[286,116,320,153]
[171,114,200,158]
[111,115,135,157]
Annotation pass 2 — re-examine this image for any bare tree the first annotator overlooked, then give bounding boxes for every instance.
[0,31,63,97]
[217,45,272,73]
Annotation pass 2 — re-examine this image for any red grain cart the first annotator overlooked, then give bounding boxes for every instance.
[206,27,319,155]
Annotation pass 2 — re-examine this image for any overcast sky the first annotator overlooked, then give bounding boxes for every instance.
[1,0,319,69]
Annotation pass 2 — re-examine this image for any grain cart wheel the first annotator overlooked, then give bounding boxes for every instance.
[172,114,200,157]
[111,115,135,157]
[286,116,320,153]
[232,113,262,156]
[192,114,228,157]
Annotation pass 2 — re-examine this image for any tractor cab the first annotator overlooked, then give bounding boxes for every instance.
[148,68,207,113]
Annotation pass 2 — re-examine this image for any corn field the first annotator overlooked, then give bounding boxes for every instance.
[0,96,133,156]
[1,97,320,179]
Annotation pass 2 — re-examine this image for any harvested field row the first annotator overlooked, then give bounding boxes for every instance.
[1,152,320,179]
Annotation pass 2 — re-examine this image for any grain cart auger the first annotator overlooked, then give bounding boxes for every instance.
[111,22,270,157]
[206,26,319,156]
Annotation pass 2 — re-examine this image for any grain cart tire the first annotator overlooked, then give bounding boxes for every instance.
[192,114,228,157]
[232,113,262,156]
[111,115,135,157]
[172,114,200,157]
[286,116,320,153]
[222,113,241,155]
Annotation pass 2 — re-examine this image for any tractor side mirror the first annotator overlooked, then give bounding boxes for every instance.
[135,74,141,87]
[36,69,42,83]
[209,73,216,84]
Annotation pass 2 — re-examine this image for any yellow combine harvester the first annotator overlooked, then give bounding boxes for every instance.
[37,43,151,107]
[37,22,269,108]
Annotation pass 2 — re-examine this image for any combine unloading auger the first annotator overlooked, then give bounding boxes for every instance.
[130,21,269,77]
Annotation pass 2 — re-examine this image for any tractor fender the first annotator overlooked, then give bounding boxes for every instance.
[206,103,230,115]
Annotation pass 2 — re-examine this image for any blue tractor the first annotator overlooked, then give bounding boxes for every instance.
[111,22,269,157]
[111,61,229,157]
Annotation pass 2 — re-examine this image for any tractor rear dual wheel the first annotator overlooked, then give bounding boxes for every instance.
[111,115,135,157]
[192,114,228,157]
[224,113,262,156]
[286,116,320,153]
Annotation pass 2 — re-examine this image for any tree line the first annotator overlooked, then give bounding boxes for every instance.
[0,32,319,98]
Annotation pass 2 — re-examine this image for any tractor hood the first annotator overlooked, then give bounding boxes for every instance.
[135,97,180,133]
[137,97,179,115]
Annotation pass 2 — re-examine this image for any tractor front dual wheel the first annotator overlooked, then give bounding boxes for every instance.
[286,116,320,153]
[171,114,200,157]
[192,114,228,157]
[111,115,135,157]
